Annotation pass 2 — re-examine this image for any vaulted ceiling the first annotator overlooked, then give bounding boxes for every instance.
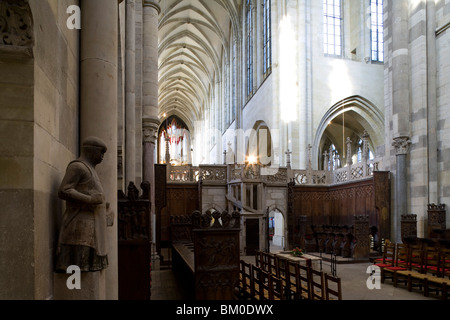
[158,0,241,131]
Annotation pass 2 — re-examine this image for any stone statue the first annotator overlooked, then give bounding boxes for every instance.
[55,137,113,273]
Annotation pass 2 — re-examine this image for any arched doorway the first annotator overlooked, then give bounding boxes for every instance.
[269,208,285,252]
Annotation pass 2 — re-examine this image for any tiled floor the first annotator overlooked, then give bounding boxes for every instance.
[150,247,438,301]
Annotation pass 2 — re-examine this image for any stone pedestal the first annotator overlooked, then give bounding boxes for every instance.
[53,271,106,300]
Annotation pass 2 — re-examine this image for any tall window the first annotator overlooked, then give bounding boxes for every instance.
[370,0,384,62]
[356,138,375,163]
[263,0,272,76]
[323,0,342,56]
[246,0,253,97]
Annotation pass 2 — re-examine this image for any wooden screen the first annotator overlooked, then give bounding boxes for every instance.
[288,171,390,250]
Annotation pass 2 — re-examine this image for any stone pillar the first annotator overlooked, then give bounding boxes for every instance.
[391,0,410,138]
[78,0,119,299]
[426,0,438,204]
[392,136,411,243]
[142,0,160,183]
[125,0,136,184]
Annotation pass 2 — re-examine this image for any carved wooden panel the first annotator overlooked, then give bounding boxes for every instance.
[401,214,417,242]
[353,215,370,260]
[160,184,200,247]
[288,173,390,256]
[427,203,446,238]
[118,182,152,300]
[193,228,240,300]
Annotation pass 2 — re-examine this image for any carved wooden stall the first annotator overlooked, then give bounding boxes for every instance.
[154,164,201,265]
[287,171,390,260]
[401,214,418,241]
[171,210,241,300]
[118,181,152,300]
[427,203,447,239]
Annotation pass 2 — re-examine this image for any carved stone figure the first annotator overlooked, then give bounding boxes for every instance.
[55,137,113,273]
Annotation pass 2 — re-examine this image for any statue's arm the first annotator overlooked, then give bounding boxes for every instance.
[58,163,102,204]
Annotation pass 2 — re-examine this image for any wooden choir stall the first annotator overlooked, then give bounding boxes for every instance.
[170,210,241,300]
[287,171,391,261]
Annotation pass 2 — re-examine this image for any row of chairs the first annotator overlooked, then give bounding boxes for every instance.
[374,240,450,299]
[238,251,342,300]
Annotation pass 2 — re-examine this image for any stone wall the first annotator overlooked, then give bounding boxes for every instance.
[226,0,385,171]
[0,0,80,299]
[384,0,450,239]
[436,1,450,226]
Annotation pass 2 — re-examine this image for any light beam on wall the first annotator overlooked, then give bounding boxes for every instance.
[279,15,298,123]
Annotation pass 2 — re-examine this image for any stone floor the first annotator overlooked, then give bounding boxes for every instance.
[150,245,440,301]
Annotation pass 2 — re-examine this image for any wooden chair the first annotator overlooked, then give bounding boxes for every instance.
[382,243,408,283]
[270,273,285,300]
[284,261,309,300]
[254,268,284,300]
[310,268,326,300]
[257,269,272,300]
[324,273,342,300]
[395,244,425,290]
[275,256,290,298]
[409,245,440,294]
[275,256,287,278]
[239,260,253,298]
[374,240,395,268]
[254,250,262,268]
[298,263,312,299]
[424,247,450,299]
[267,253,278,277]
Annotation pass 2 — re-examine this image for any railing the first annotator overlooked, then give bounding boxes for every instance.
[166,158,382,186]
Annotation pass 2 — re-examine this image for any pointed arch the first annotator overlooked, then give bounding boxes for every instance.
[313,96,384,169]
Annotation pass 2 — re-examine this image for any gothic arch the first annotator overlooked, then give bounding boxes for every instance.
[313,96,384,169]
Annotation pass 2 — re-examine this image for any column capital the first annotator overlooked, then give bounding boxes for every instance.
[142,118,160,144]
[392,136,411,155]
[143,0,161,14]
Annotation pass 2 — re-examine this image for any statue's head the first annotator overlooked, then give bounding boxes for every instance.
[81,136,107,166]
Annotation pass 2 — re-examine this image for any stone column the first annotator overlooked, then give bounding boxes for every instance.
[78,0,119,299]
[142,0,160,183]
[391,0,410,138]
[426,0,438,204]
[392,136,411,243]
[125,0,136,184]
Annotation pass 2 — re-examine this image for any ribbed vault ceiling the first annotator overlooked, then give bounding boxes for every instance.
[158,0,241,131]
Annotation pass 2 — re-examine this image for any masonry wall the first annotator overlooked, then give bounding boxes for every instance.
[229,0,385,171]
[0,0,80,299]
[384,0,450,238]
[436,0,450,225]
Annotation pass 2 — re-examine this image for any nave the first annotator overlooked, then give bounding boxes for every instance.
[150,243,435,301]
